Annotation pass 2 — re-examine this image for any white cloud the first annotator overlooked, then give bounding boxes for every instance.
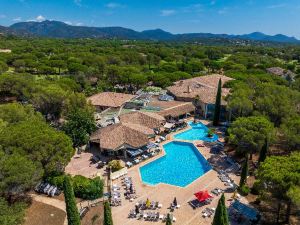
[267,4,286,9]
[105,3,123,9]
[0,14,6,19]
[75,22,83,26]
[160,9,176,16]
[35,15,45,22]
[13,17,22,22]
[64,21,73,25]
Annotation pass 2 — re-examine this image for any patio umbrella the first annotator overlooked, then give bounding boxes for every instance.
[173,197,177,206]
[194,190,213,202]
[146,198,151,208]
[135,205,140,214]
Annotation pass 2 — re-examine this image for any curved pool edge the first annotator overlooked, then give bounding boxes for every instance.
[138,140,212,188]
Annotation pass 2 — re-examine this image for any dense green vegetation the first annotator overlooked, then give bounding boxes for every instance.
[0,36,299,224]
[212,194,229,225]
[63,176,81,225]
[104,201,113,225]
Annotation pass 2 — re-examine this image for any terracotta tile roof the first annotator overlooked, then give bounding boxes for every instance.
[87,92,136,108]
[90,122,151,150]
[158,102,195,118]
[119,111,165,129]
[167,74,233,105]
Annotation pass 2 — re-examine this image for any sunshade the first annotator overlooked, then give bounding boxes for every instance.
[194,190,213,202]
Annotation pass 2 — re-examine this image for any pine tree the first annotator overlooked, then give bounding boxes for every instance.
[104,201,113,225]
[239,154,249,187]
[259,138,269,163]
[212,194,229,225]
[213,78,222,126]
[63,176,81,225]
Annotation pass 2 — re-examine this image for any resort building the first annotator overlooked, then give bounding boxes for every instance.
[166,74,233,120]
[90,111,166,156]
[90,122,152,156]
[119,111,165,130]
[87,92,136,112]
[158,102,195,121]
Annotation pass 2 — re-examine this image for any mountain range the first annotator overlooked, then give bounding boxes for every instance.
[0,20,299,44]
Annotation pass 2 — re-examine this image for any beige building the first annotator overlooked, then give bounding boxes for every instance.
[87,92,136,112]
[90,111,165,155]
[166,74,233,119]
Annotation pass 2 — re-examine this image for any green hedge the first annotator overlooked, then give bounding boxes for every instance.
[63,176,81,225]
[72,175,104,200]
[48,174,104,200]
[104,201,113,225]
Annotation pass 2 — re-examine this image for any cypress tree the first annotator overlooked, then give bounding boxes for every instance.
[104,201,113,225]
[212,194,229,225]
[63,176,81,225]
[259,138,269,163]
[165,213,172,225]
[239,154,249,187]
[213,79,222,126]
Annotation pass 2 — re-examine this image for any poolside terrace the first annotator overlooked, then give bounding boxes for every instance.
[110,121,246,225]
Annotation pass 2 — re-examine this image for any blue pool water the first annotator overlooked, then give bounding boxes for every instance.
[174,122,218,142]
[140,141,211,187]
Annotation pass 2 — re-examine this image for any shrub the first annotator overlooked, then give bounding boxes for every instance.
[63,176,81,225]
[103,201,113,225]
[251,180,261,195]
[72,175,104,200]
[47,174,65,189]
[239,185,250,196]
[108,160,123,172]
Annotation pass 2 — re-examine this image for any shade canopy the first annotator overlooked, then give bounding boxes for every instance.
[194,190,213,202]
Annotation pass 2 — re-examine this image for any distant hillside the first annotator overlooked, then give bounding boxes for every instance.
[2,20,299,44]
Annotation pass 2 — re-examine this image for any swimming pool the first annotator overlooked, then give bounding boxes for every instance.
[139,141,211,187]
[174,122,218,142]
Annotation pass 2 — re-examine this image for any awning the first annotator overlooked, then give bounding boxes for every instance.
[146,142,158,149]
[194,190,213,202]
[231,200,259,221]
[126,149,144,158]
[164,122,175,129]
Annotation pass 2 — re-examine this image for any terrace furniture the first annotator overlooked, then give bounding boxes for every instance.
[142,154,148,160]
[134,159,140,164]
[126,161,133,167]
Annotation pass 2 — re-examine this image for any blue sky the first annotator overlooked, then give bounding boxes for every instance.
[0,0,300,38]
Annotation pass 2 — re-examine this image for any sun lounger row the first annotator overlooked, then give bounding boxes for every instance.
[211,188,223,196]
[136,200,162,210]
[189,198,212,209]
[35,182,61,197]
[202,207,215,218]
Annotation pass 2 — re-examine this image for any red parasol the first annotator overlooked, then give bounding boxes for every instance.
[194,190,213,202]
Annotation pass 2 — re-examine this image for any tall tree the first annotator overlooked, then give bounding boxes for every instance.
[228,116,275,159]
[63,176,81,225]
[239,154,249,187]
[212,194,229,225]
[258,153,300,224]
[63,108,96,147]
[258,139,269,163]
[213,79,222,126]
[104,201,113,225]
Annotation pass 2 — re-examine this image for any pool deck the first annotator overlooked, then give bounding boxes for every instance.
[111,120,242,225]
